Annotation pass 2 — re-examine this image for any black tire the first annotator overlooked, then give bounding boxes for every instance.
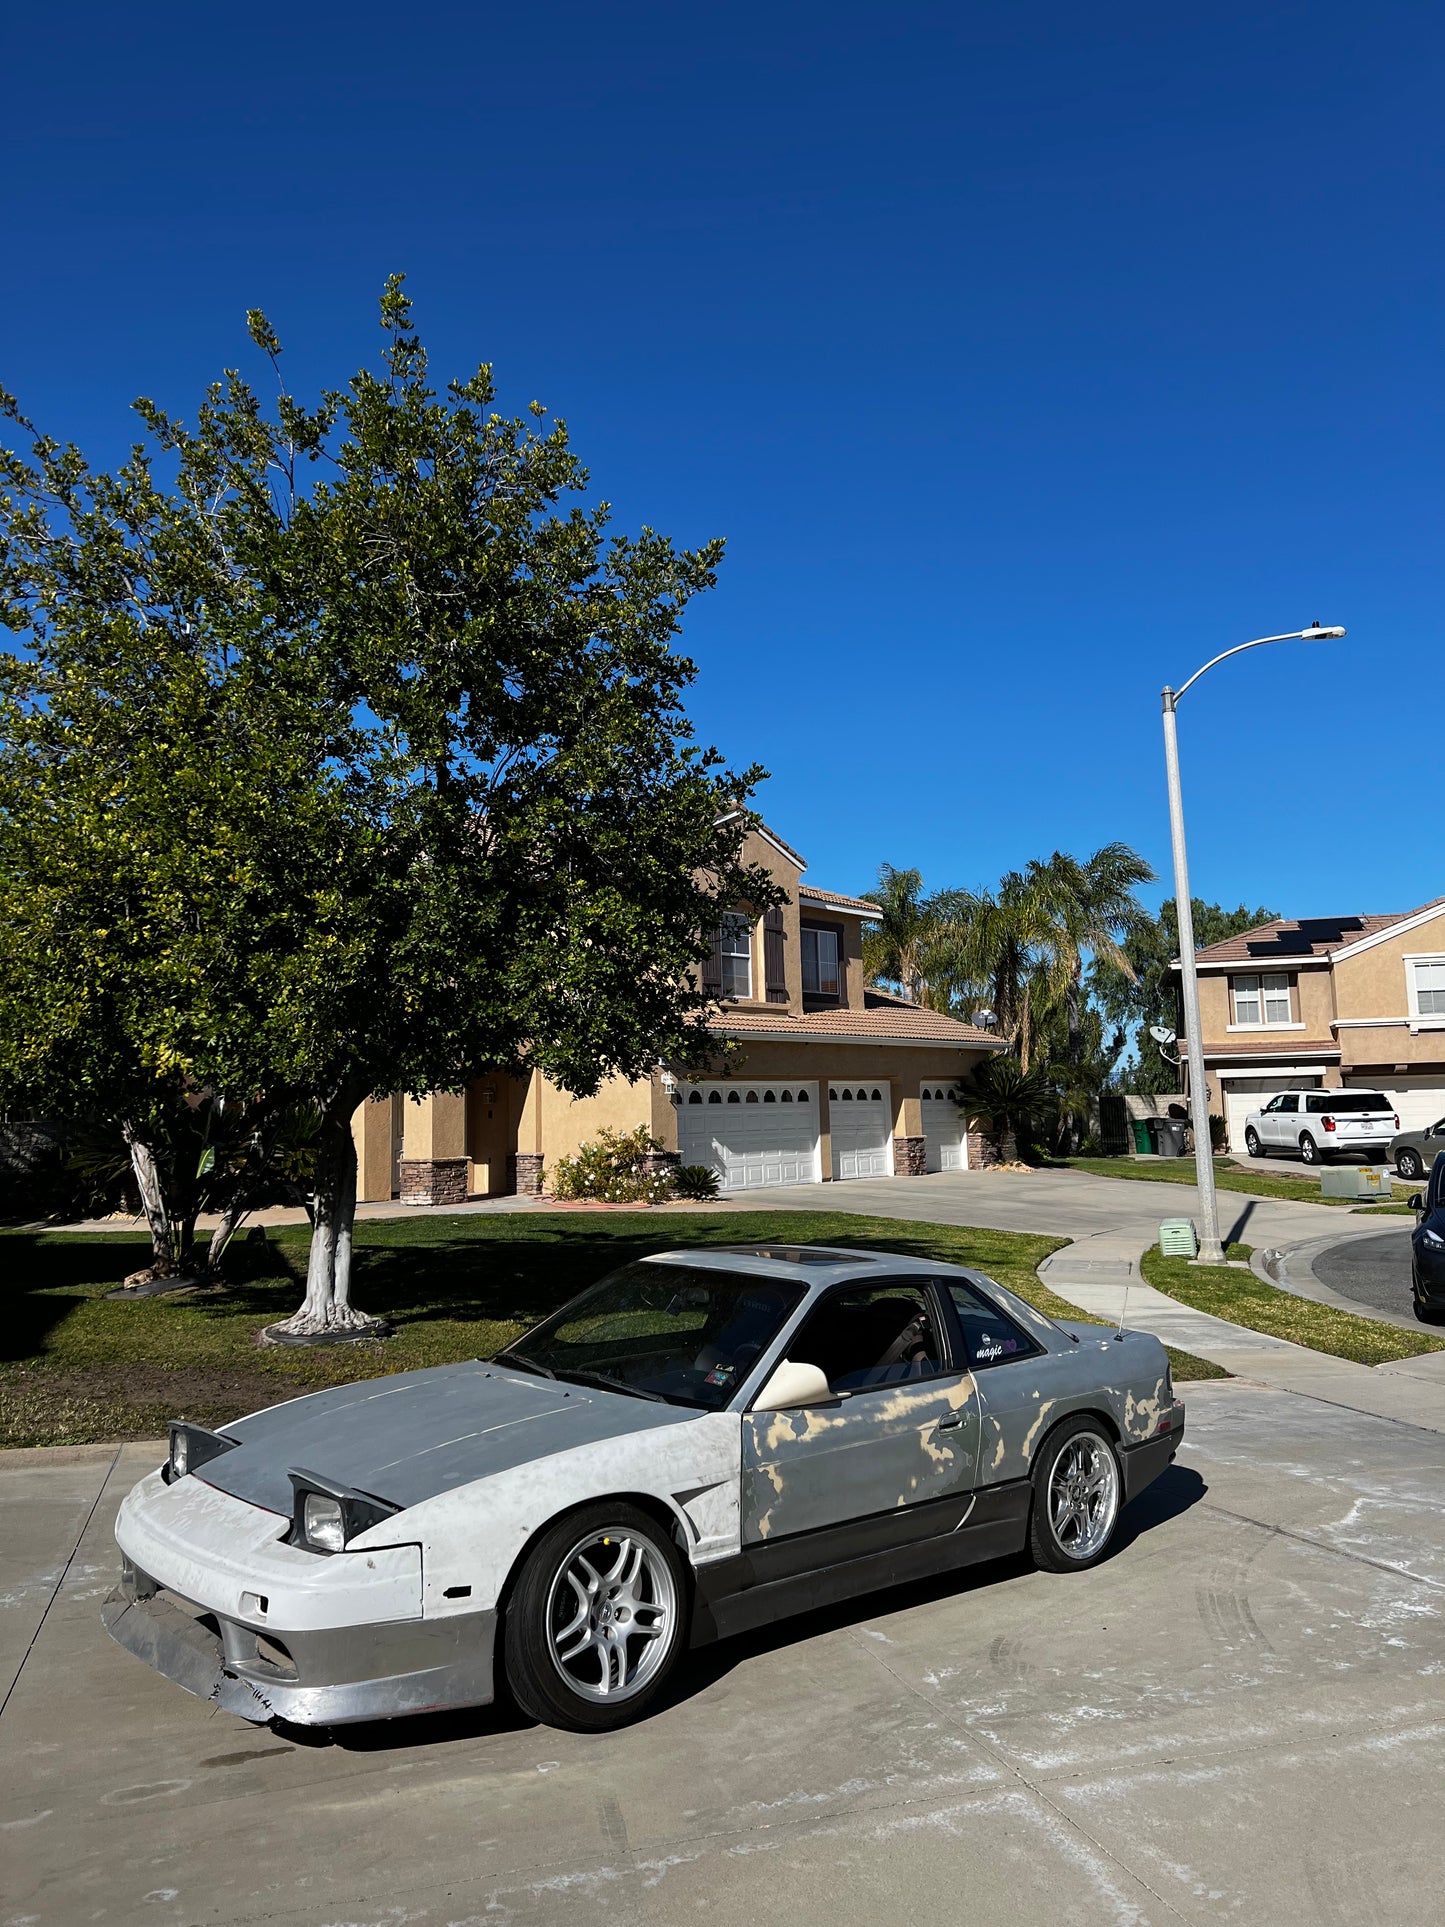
[1397,1148,1424,1182]
[1028,1416,1123,1573]
[502,1502,687,1732]
[1244,1129,1263,1159]
[1299,1135,1321,1166]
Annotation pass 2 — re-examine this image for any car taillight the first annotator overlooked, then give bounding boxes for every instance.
[1395,1115,1401,1131]
[1323,1117,1336,1132]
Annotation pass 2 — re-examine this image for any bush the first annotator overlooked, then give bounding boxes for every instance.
[549,1126,675,1205]
[1076,1134,1104,1157]
[1209,1114,1227,1151]
[673,1163,721,1201]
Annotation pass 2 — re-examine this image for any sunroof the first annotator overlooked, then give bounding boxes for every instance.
[712,1244,878,1266]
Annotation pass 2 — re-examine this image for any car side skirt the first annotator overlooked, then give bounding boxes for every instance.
[689,1480,1033,1644]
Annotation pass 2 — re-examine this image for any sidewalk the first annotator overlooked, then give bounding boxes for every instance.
[1037,1225,1445,1436]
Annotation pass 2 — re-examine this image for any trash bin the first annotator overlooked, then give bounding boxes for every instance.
[1130,1118,1153,1155]
[1154,1119,1188,1157]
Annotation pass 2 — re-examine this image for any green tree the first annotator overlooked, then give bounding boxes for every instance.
[861,864,933,1004]
[0,280,773,1330]
[1094,897,1279,1096]
[959,1055,1057,1165]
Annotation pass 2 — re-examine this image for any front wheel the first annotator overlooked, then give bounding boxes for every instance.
[1029,1418,1122,1572]
[1299,1135,1321,1166]
[503,1503,686,1732]
[1244,1129,1263,1159]
[1397,1148,1424,1181]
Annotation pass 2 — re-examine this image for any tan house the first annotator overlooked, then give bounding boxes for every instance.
[1176,899,1445,1150]
[353,823,1004,1203]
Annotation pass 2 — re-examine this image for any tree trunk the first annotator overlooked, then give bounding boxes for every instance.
[270,1104,381,1336]
[999,1118,1019,1164]
[123,1126,176,1276]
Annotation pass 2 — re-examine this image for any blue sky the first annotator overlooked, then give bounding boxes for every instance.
[5,1,1439,921]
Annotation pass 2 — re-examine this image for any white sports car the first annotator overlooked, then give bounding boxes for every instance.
[104,1244,1184,1732]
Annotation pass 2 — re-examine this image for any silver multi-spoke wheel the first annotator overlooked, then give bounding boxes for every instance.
[545,1525,677,1703]
[1046,1429,1120,1562]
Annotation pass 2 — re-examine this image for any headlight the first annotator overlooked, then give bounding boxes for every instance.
[287,1469,400,1555]
[163,1421,239,1484]
[1424,1228,1445,1248]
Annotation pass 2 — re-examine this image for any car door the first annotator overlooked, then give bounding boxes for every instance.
[941,1278,1070,1486]
[1270,1093,1300,1148]
[739,1279,980,1558]
[1253,1094,1281,1146]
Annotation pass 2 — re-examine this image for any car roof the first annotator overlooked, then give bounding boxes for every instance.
[641,1244,956,1285]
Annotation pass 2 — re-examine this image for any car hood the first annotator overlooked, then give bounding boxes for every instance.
[200,1363,697,1516]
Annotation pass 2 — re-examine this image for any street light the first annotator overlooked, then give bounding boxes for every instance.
[1162,623,1346,1264]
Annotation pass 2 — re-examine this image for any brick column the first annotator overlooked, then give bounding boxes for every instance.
[400,1092,469,1206]
[398,1157,469,1206]
[509,1152,544,1196]
[892,1135,927,1175]
[966,1129,997,1169]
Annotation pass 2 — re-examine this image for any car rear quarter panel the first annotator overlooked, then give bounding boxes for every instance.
[974,1331,1173,1484]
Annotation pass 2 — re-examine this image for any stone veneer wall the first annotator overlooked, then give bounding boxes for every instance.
[892,1135,927,1176]
[398,1157,469,1207]
[966,1130,997,1169]
[642,1151,682,1179]
[508,1152,545,1196]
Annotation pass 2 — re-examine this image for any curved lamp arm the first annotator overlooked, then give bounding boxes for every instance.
[1168,626,1346,706]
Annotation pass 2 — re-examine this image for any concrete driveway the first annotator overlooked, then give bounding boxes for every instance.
[5,1381,1445,1927]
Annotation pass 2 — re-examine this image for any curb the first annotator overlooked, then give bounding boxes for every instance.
[1252,1225,1423,1334]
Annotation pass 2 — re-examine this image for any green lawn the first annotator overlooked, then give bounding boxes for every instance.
[1140,1242,1445,1367]
[1066,1155,1414,1208]
[0,1210,1222,1450]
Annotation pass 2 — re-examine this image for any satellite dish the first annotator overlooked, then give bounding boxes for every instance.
[1148,1024,1177,1046]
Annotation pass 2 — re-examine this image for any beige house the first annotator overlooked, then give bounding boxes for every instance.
[354,823,1004,1202]
[1176,899,1445,1149]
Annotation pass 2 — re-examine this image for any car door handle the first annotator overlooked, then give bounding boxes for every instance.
[935,1413,964,1431]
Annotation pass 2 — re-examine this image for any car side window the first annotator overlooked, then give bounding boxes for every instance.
[1278,1095,1299,1113]
[785,1282,949,1393]
[945,1282,1042,1370]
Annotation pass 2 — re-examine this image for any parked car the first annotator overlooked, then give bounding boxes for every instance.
[1408,1153,1445,1322]
[1390,1116,1445,1183]
[103,1245,1184,1733]
[1243,1091,1399,1165]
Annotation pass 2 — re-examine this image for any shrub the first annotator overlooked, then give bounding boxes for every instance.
[673,1163,721,1201]
[1209,1114,1227,1151]
[1076,1134,1104,1158]
[549,1126,674,1205]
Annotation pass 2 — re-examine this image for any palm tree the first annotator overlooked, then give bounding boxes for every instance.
[960,1055,1057,1165]
[862,864,933,1004]
[1028,843,1154,1072]
[931,871,1065,1070]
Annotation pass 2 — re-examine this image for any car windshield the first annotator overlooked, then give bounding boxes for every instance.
[499,1261,805,1411]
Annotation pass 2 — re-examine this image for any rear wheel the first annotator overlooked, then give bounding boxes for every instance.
[1029,1417,1122,1572]
[503,1503,686,1732]
[1244,1129,1263,1159]
[1397,1147,1424,1181]
[1299,1135,1321,1166]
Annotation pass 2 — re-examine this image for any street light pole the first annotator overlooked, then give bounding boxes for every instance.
[1161,625,1346,1266]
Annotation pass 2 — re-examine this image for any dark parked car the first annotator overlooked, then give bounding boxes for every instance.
[1408,1151,1445,1322]
[1391,1116,1445,1183]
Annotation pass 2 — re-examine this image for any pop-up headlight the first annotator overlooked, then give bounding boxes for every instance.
[163,1421,239,1485]
[287,1469,400,1555]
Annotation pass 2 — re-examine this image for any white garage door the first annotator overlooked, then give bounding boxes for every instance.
[829,1085,894,1180]
[677,1082,820,1191]
[920,1084,969,1171]
[1344,1077,1445,1134]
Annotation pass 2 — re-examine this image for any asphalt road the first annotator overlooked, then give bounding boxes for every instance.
[6,1382,1445,1927]
[1312,1226,1415,1318]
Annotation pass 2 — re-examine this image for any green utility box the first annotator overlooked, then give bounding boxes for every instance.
[1320,1165,1392,1201]
[1159,1218,1199,1258]
[1130,1118,1154,1155]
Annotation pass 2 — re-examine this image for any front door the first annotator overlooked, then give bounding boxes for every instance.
[740,1280,979,1553]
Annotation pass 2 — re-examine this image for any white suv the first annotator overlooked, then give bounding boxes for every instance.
[1243,1091,1400,1165]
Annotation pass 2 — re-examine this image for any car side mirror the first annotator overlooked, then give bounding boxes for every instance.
[751,1359,832,1411]
[1408,1193,1424,1212]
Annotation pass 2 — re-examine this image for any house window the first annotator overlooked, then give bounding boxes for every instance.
[801,926,841,998]
[1232,972,1291,1026]
[1409,957,1445,1017]
[720,913,753,999]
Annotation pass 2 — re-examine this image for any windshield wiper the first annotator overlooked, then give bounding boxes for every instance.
[491,1348,555,1379]
[552,1368,671,1404]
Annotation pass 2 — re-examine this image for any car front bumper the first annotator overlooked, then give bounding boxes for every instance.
[102,1556,496,1726]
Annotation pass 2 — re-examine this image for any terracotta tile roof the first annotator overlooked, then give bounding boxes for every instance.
[1195,1036,1340,1059]
[711,991,1003,1049]
[1188,901,1445,965]
[798,884,882,916]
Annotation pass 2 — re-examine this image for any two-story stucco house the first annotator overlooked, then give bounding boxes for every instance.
[1176,898,1445,1150]
[351,822,1004,1202]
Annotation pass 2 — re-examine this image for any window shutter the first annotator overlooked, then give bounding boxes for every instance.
[703,925,724,995]
[764,907,787,1004]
